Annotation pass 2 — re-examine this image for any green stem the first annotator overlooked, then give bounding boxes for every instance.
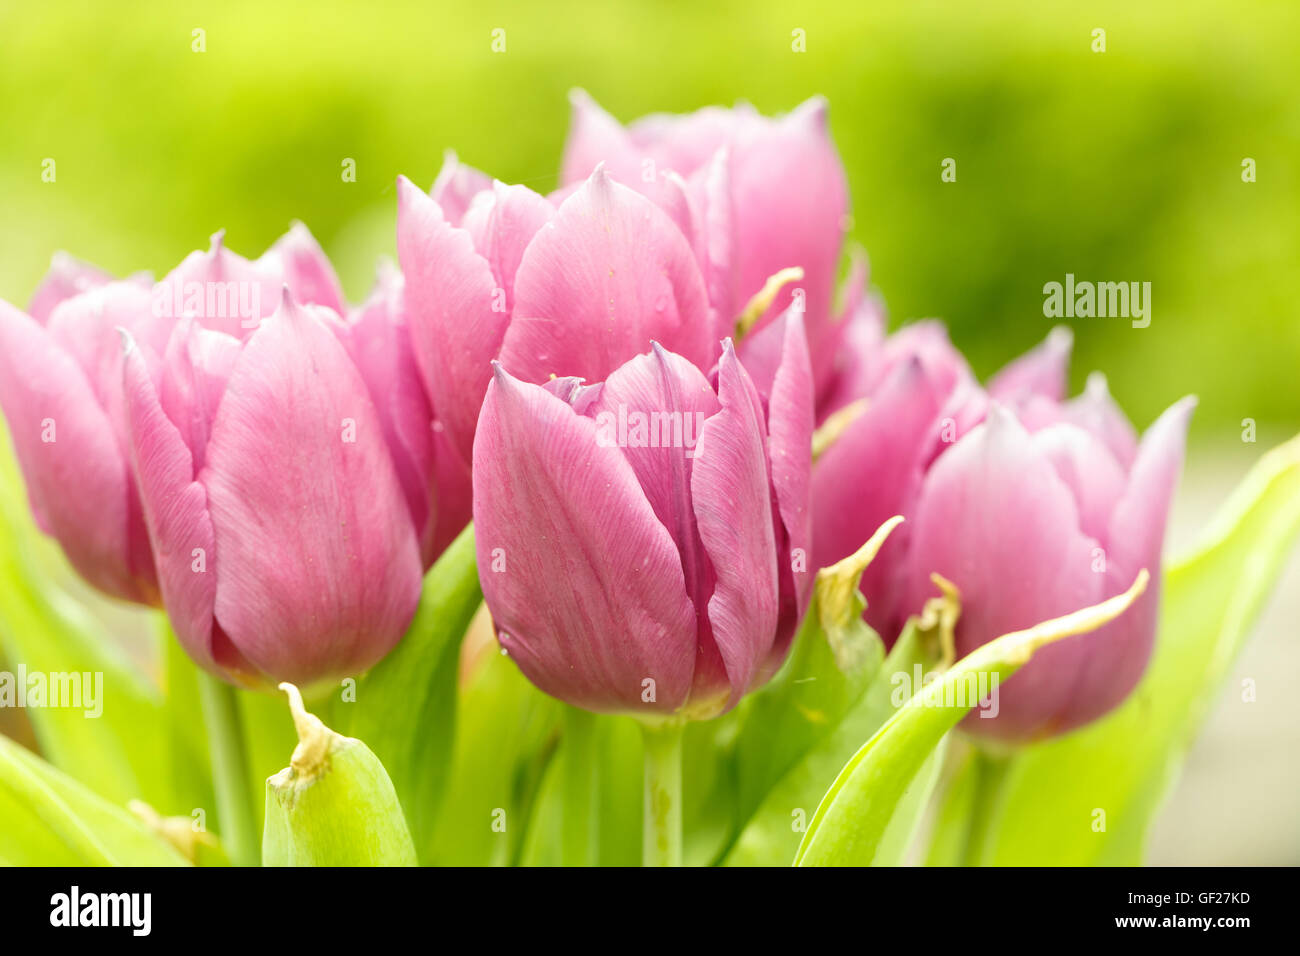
[641,721,684,867]
[961,748,1011,866]
[560,706,599,866]
[196,671,258,867]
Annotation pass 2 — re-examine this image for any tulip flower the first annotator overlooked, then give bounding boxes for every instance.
[560,91,852,404]
[397,163,717,476]
[473,314,812,720]
[0,227,348,605]
[121,290,423,688]
[812,302,1193,740]
[906,390,1194,741]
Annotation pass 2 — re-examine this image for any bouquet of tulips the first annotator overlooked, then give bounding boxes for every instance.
[1,92,1296,868]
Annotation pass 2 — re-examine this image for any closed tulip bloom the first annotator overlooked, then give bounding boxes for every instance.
[121,290,422,688]
[906,387,1194,741]
[0,226,346,605]
[473,314,812,719]
[814,302,1192,739]
[560,91,851,404]
[397,163,716,476]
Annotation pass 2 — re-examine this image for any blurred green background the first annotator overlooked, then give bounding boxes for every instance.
[1,0,1297,862]
[2,0,1297,438]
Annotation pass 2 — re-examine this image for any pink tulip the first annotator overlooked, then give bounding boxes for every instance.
[0,225,351,607]
[121,290,423,688]
[397,162,717,477]
[473,315,812,719]
[560,91,851,404]
[813,304,1193,740]
[906,390,1193,741]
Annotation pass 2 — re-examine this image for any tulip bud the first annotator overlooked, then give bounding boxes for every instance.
[813,318,1193,740]
[0,226,348,606]
[397,163,715,477]
[121,289,422,688]
[906,393,1194,741]
[473,315,813,720]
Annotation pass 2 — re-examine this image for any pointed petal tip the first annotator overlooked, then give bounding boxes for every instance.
[792,95,830,129]
[1046,324,1074,351]
[985,399,1020,431]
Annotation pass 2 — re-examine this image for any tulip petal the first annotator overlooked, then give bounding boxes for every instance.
[1031,423,1128,545]
[430,150,494,227]
[560,89,643,185]
[27,252,112,324]
[261,222,346,316]
[473,365,697,714]
[686,149,738,334]
[122,339,238,674]
[907,405,1103,741]
[988,326,1073,404]
[397,175,505,467]
[583,344,726,707]
[429,422,473,558]
[501,168,714,387]
[813,356,946,637]
[45,282,171,442]
[156,319,241,474]
[202,294,422,685]
[0,301,151,602]
[690,342,778,711]
[457,180,554,315]
[1062,371,1140,469]
[586,345,720,598]
[156,231,280,339]
[1049,397,1196,732]
[765,310,815,640]
[728,98,848,376]
[333,269,440,565]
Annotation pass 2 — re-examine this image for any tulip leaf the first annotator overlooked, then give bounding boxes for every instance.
[518,711,644,866]
[0,430,200,816]
[958,434,1300,865]
[0,733,190,866]
[921,743,982,866]
[721,517,943,866]
[340,524,483,861]
[794,571,1150,866]
[432,635,563,865]
[723,619,935,865]
[263,684,417,866]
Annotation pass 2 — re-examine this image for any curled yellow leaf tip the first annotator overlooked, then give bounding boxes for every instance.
[735,266,805,340]
[818,515,904,601]
[815,516,904,670]
[279,682,336,779]
[918,573,962,668]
